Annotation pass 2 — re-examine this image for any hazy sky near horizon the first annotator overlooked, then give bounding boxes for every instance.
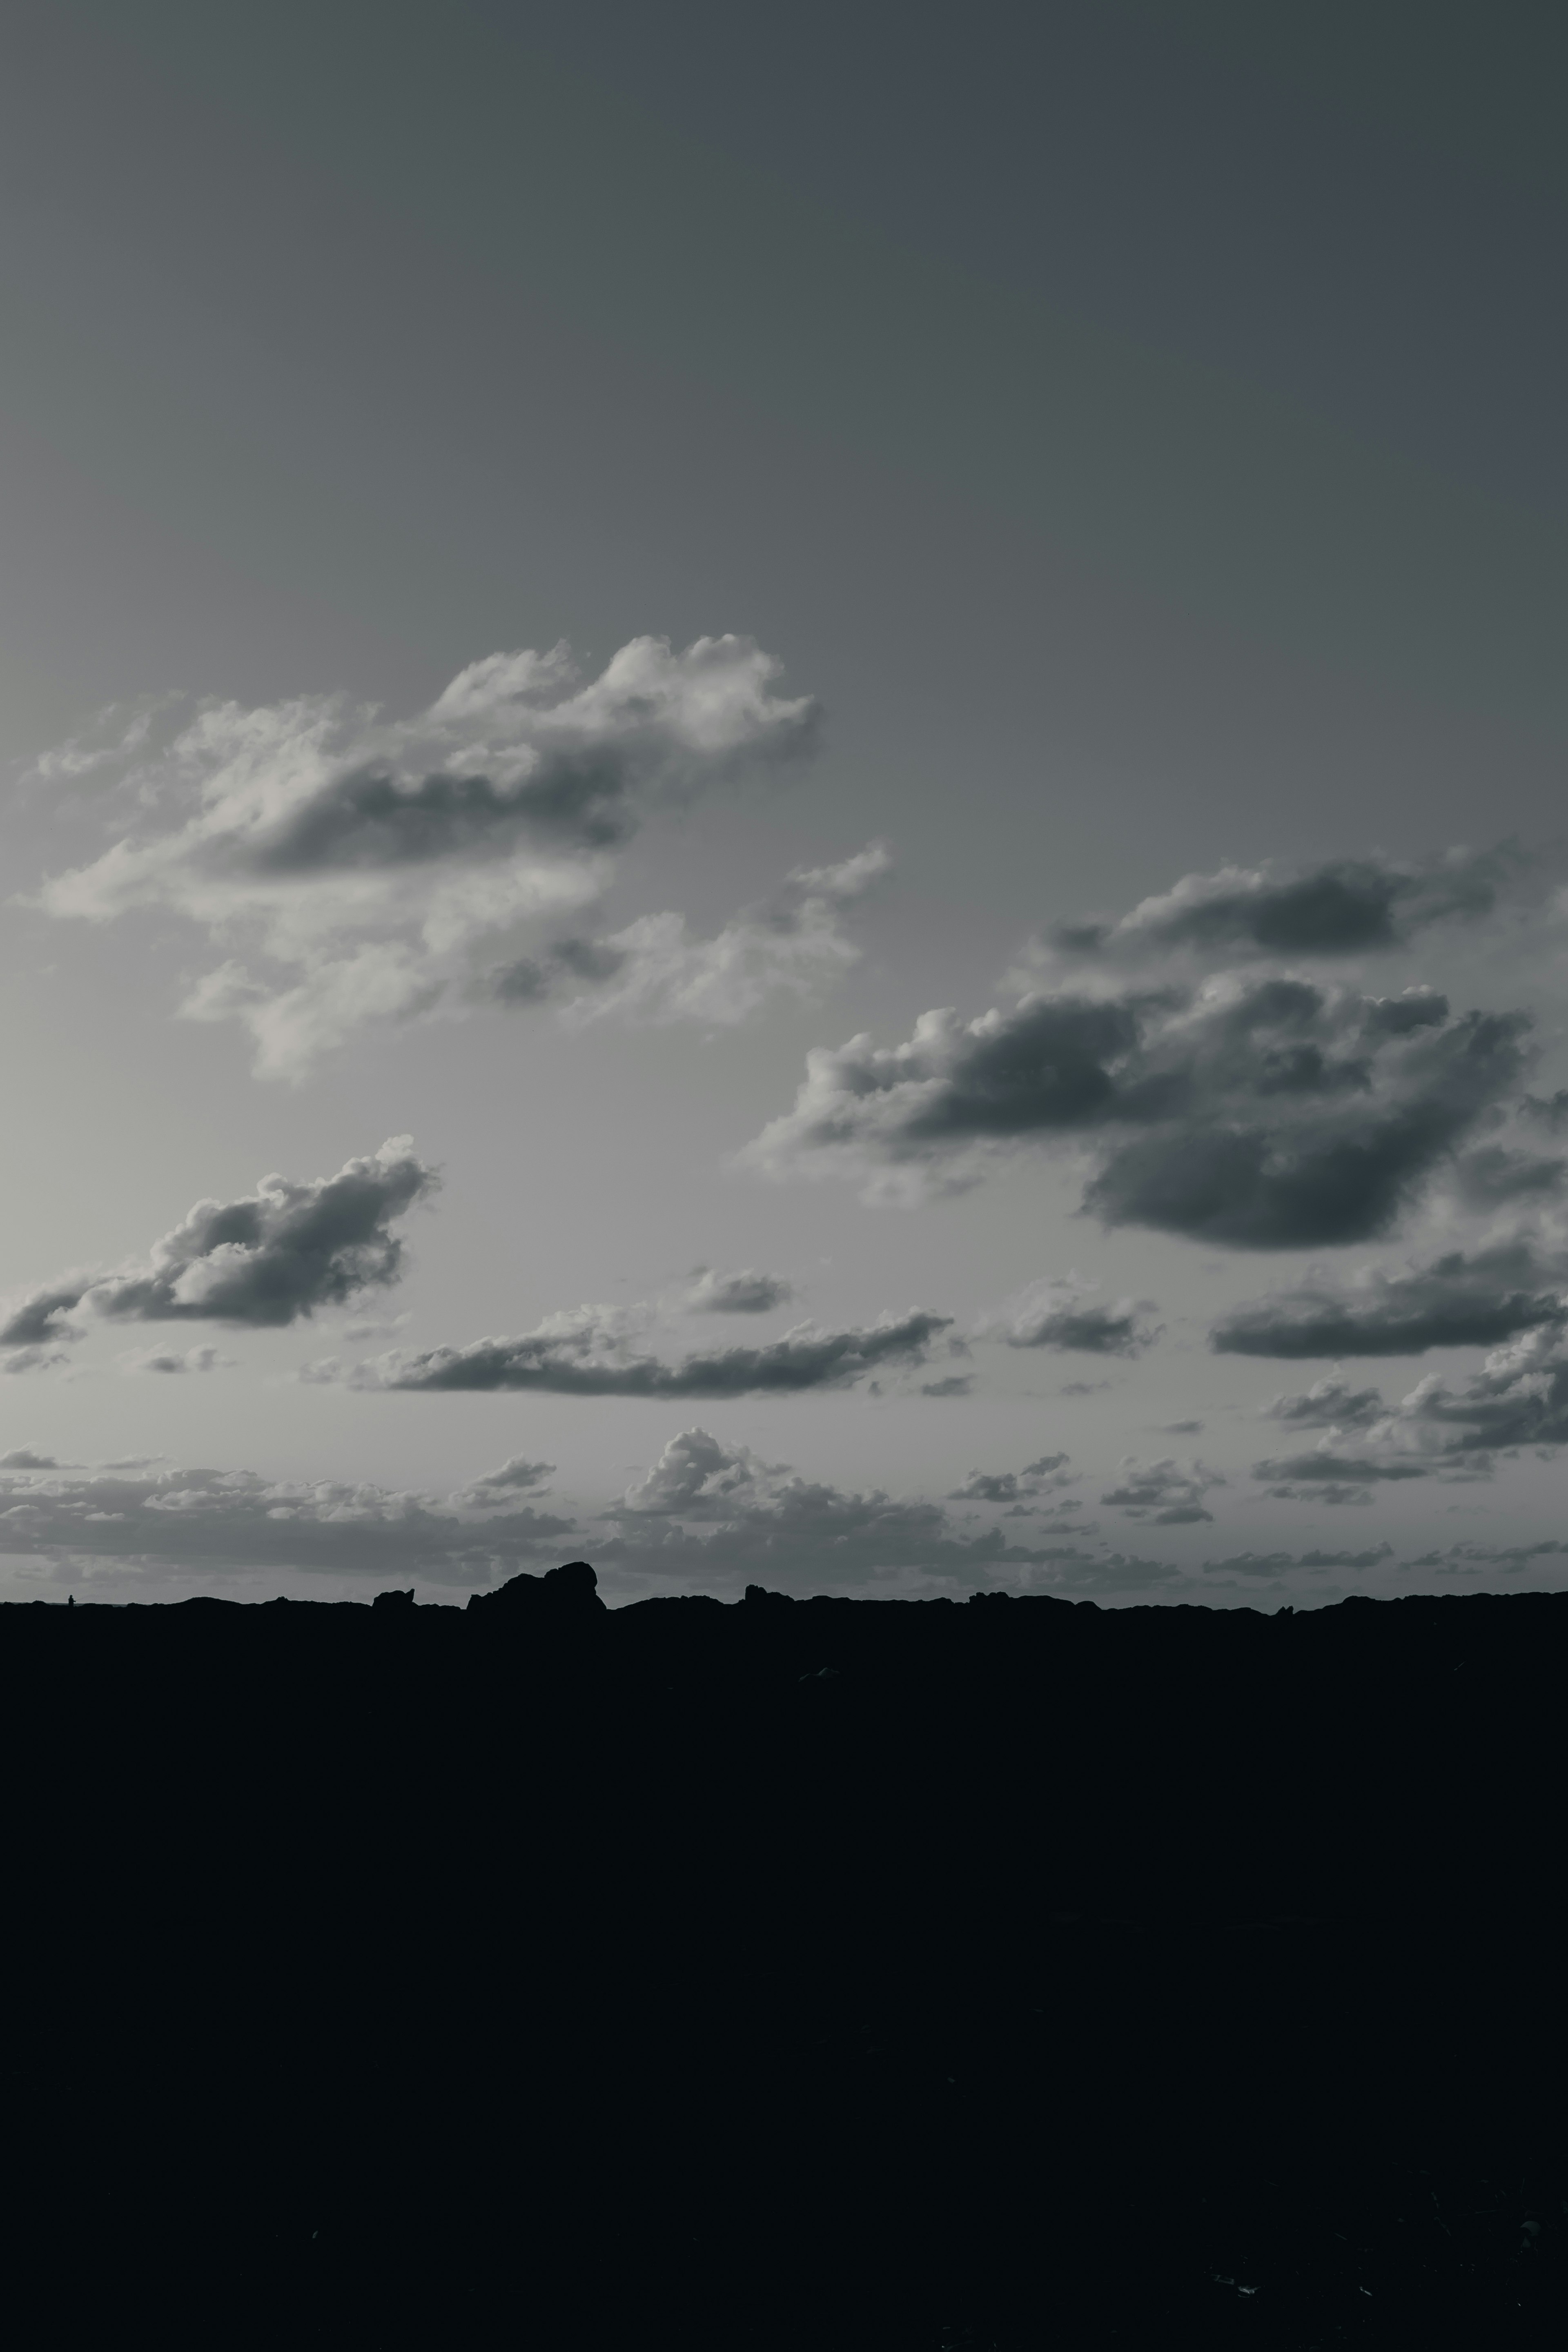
[3,0,1567,1607]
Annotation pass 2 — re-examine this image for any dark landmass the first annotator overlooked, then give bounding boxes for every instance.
[6,1572,1564,2345]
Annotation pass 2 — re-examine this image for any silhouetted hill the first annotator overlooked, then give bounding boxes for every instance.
[4,1577,1563,2345]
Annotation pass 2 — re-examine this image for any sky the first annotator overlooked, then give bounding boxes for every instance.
[2,0,1566,1608]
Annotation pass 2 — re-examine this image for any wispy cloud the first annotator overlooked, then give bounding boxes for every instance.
[33,637,816,1077]
[312,1305,954,1398]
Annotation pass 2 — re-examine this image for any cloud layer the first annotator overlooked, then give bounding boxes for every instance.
[597,1428,1173,1596]
[0,1138,435,1357]
[0,1459,575,1588]
[36,637,816,1075]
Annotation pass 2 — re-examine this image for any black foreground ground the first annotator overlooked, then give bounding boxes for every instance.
[5,1572,1564,2346]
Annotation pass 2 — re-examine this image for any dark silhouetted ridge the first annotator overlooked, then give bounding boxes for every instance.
[2,1575,1564,2347]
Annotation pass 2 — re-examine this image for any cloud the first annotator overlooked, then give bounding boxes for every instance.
[1099,1456,1225,1522]
[1519,1090,1568,1135]
[120,1345,234,1375]
[1403,1538,1568,1575]
[948,1453,1074,1504]
[741,978,1529,1244]
[0,1347,70,1376]
[597,1428,1175,1596]
[0,1461,576,1588]
[1203,1544,1393,1575]
[0,1449,57,1469]
[683,1267,796,1314]
[1452,1145,1564,1207]
[974,1274,1162,1356]
[1258,1371,1387,1428]
[1211,1240,1568,1358]
[448,1455,556,1508]
[505,839,889,1030]
[34,637,816,1077]
[1023,846,1514,971]
[1392,1323,1568,1454]
[1252,1448,1430,1483]
[0,1139,437,1350]
[321,1306,953,1398]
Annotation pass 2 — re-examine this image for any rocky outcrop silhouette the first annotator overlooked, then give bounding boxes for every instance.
[4,1575,1563,2345]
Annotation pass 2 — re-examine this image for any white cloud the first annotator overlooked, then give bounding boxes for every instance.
[33,637,815,1078]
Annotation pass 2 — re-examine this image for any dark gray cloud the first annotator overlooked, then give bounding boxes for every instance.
[0,1462,575,1588]
[1403,1539,1568,1575]
[745,978,1530,1247]
[0,1448,58,1470]
[684,1267,797,1314]
[948,1452,1073,1505]
[1034,846,1513,968]
[1099,1456,1224,1523]
[0,1139,437,1348]
[1212,1241,1568,1359]
[975,1276,1162,1356]
[1258,1372,1386,1428]
[1204,1544,1393,1575]
[327,1306,952,1398]
[919,1374,973,1397]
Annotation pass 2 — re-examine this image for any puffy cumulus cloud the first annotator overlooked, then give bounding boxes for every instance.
[1021,846,1514,973]
[0,1448,58,1469]
[1258,1371,1386,1429]
[0,1139,436,1352]
[597,1427,1175,1597]
[1212,1239,1568,1358]
[1099,1456,1225,1523]
[1393,1323,1568,1456]
[740,977,1529,1244]
[34,637,816,1078]
[683,1267,796,1315]
[318,1306,953,1398]
[1204,1544,1393,1576]
[974,1274,1162,1356]
[120,1344,234,1375]
[481,840,889,1030]
[0,1461,576,1588]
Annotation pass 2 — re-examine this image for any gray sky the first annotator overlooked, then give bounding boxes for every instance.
[2,0,1566,1607]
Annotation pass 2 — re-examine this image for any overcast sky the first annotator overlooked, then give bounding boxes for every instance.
[3,0,1566,1608]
